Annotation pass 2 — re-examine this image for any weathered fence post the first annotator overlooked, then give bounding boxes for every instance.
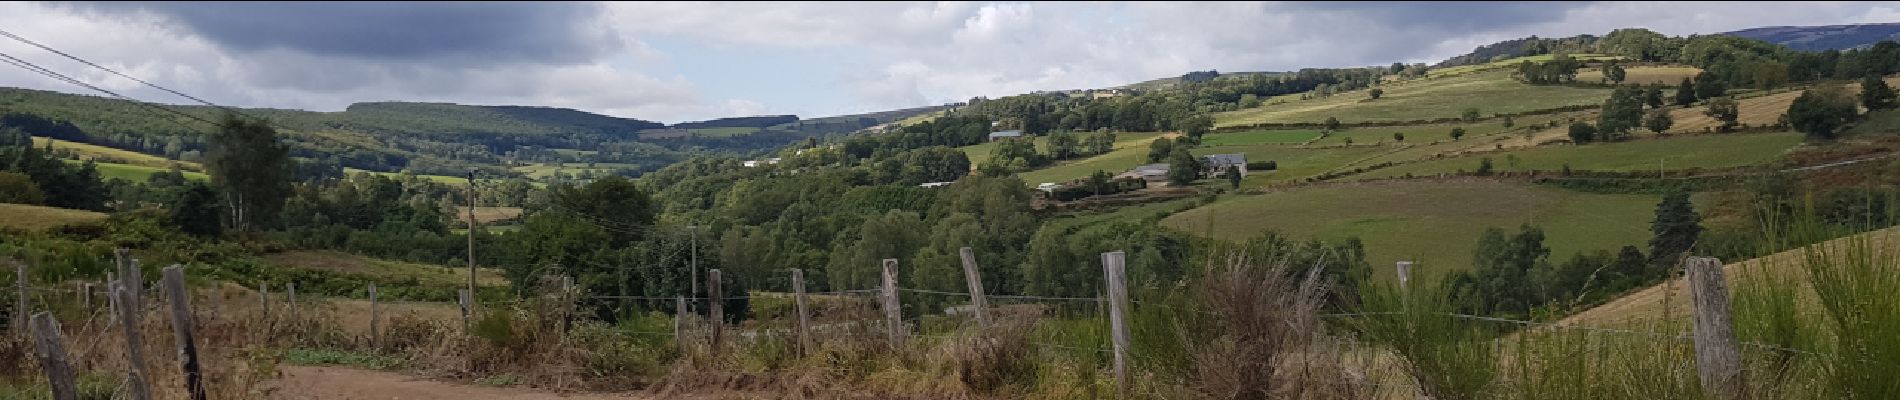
[81,283,93,313]
[457,289,472,334]
[368,283,380,349]
[257,283,269,322]
[15,262,28,333]
[674,295,687,348]
[707,269,723,356]
[1396,261,1414,293]
[286,283,298,323]
[958,247,990,329]
[1686,256,1745,400]
[879,259,905,347]
[1102,251,1132,397]
[559,276,573,336]
[113,286,153,400]
[791,268,812,357]
[30,312,77,400]
[161,266,206,400]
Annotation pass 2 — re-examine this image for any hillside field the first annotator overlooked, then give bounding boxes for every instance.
[32,136,200,170]
[84,160,209,182]
[969,132,1167,186]
[0,203,106,232]
[1353,131,1804,179]
[1161,180,1660,281]
[1214,69,1612,126]
[1574,66,1702,85]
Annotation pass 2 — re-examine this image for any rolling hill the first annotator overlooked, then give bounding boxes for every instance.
[1724,22,1900,51]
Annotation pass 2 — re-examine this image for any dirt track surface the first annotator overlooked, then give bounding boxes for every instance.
[268,366,643,400]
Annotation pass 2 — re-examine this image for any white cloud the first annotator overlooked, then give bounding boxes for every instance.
[4,1,1899,123]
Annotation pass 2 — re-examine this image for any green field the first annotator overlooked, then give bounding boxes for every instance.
[510,162,639,179]
[0,203,107,232]
[1427,54,1626,78]
[1353,132,1803,180]
[687,127,762,137]
[83,160,209,182]
[1214,69,1612,126]
[1200,129,1322,146]
[959,136,1052,163]
[343,168,467,184]
[1187,145,1388,185]
[1161,180,1659,281]
[33,137,200,170]
[1015,133,1165,185]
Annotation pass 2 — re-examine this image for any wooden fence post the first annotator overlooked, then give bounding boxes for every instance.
[113,286,152,400]
[81,283,93,314]
[958,247,990,329]
[30,312,77,400]
[791,268,812,357]
[707,269,723,356]
[879,259,905,347]
[161,266,206,400]
[674,295,687,348]
[286,283,298,323]
[368,283,379,349]
[1102,251,1132,397]
[127,257,143,313]
[559,276,573,336]
[257,283,269,322]
[1686,256,1745,400]
[1396,261,1414,293]
[457,289,471,334]
[15,262,28,334]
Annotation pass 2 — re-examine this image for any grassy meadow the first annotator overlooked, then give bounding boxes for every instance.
[1161,180,1659,281]
[1352,131,1803,180]
[0,203,106,232]
[1214,70,1612,126]
[84,160,209,182]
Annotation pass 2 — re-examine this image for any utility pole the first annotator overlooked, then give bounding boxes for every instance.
[688,225,698,312]
[465,170,478,329]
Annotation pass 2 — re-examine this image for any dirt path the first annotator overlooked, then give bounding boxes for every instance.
[268,366,645,400]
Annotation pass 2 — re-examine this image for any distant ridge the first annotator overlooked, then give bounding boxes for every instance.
[1723,22,1900,51]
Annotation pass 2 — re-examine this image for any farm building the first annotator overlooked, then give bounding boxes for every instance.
[1201,153,1247,177]
[1116,163,1172,185]
[918,181,953,188]
[988,130,1024,141]
[742,157,782,168]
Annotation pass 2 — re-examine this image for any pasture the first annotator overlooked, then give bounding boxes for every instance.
[1188,145,1388,185]
[964,132,1166,186]
[1351,131,1803,180]
[1213,70,1612,126]
[84,160,209,182]
[0,203,106,232]
[1574,66,1702,85]
[32,136,199,170]
[263,249,511,289]
[1200,129,1322,146]
[343,168,468,184]
[1161,180,1659,281]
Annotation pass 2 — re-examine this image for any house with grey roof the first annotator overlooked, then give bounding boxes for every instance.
[1201,153,1248,177]
[987,130,1024,141]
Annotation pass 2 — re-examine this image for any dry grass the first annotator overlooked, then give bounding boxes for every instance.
[1574,66,1703,86]
[1667,76,1900,134]
[262,250,509,288]
[0,203,107,233]
[452,206,524,225]
[1560,226,1900,327]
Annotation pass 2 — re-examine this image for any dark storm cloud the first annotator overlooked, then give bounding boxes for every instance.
[66,1,620,64]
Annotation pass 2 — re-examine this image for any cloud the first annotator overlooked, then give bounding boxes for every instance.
[62,1,624,65]
[0,2,745,122]
[4,1,1899,124]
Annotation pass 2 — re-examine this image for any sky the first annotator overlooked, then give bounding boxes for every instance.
[0,1,1896,124]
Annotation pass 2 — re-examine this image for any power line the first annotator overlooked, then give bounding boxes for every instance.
[0,28,249,119]
[0,49,221,129]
